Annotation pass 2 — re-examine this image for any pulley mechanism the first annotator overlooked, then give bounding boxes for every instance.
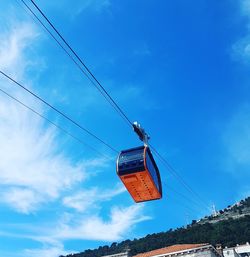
[132,121,150,146]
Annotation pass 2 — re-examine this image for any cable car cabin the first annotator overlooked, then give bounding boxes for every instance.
[117,146,162,203]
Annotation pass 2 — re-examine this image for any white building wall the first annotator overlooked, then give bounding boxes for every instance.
[223,249,240,257]
[171,249,219,257]
[235,244,250,256]
[223,243,250,257]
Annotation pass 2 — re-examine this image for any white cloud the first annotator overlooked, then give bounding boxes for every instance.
[1,188,41,214]
[0,96,85,213]
[241,0,250,17]
[0,22,94,213]
[9,204,149,257]
[24,248,65,257]
[232,36,250,62]
[0,204,150,255]
[54,205,150,241]
[43,0,111,18]
[75,0,111,14]
[232,0,250,62]
[63,185,126,212]
[0,22,40,78]
[23,243,70,257]
[0,6,149,256]
[222,104,250,173]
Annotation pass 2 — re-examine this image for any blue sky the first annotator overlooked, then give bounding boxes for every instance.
[0,0,250,256]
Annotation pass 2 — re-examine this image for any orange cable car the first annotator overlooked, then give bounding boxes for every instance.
[117,145,162,203]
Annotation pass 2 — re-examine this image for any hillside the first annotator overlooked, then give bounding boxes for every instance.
[62,197,250,257]
[196,196,250,225]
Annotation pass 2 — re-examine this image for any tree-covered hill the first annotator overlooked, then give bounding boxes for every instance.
[63,197,250,257]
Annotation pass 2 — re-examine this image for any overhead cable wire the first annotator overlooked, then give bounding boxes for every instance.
[167,191,204,217]
[149,143,211,212]
[167,183,208,212]
[160,182,206,224]
[18,0,210,211]
[18,0,127,126]
[21,0,133,128]
[0,87,114,161]
[0,70,118,154]
[0,84,204,214]
[0,84,207,214]
[161,175,209,213]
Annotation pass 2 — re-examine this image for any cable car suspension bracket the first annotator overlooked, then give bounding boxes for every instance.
[132,121,150,146]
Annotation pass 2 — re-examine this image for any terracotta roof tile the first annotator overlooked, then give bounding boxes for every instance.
[133,244,209,257]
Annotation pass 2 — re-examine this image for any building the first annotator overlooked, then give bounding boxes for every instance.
[133,244,222,257]
[223,243,250,257]
[100,243,250,257]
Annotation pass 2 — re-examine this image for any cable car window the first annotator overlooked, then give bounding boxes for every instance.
[119,148,144,164]
[145,150,160,192]
[118,147,145,175]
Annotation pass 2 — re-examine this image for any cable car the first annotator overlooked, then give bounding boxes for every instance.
[117,145,162,203]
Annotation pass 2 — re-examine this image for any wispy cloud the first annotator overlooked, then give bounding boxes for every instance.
[241,0,250,16]
[75,0,111,14]
[63,185,126,212]
[227,2,250,186]
[54,205,150,241]
[0,22,40,78]
[0,12,149,257]
[0,21,106,215]
[23,243,71,257]
[24,248,66,257]
[43,0,111,18]
[19,205,150,244]
[222,104,250,174]
[232,36,250,62]
[232,0,250,62]
[0,79,85,213]
[0,204,150,256]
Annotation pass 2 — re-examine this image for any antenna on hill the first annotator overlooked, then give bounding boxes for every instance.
[212,204,217,217]
[185,212,190,227]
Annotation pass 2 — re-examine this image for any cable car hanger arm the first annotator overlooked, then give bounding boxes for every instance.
[132,121,150,146]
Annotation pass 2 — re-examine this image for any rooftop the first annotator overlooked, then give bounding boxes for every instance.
[133,244,209,257]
